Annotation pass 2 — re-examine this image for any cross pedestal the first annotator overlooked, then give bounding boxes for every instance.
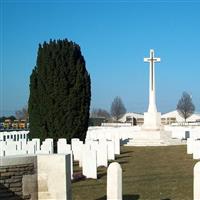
[143,112,161,130]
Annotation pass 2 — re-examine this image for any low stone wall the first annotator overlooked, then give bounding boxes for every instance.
[0,156,36,200]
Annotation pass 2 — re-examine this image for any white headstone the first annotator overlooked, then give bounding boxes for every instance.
[5,141,17,156]
[57,138,67,154]
[107,140,115,160]
[20,140,28,150]
[71,138,82,161]
[194,161,200,200]
[26,141,36,155]
[107,162,122,200]
[32,138,40,151]
[58,138,67,143]
[90,140,99,151]
[37,139,53,154]
[82,147,97,179]
[187,138,195,154]
[96,143,108,167]
[37,154,72,199]
[0,141,6,156]
[193,140,200,160]
[114,136,120,155]
[57,139,73,180]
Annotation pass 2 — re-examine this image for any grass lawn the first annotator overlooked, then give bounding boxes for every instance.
[72,145,198,200]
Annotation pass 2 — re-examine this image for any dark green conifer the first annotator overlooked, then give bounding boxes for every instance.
[28,39,91,142]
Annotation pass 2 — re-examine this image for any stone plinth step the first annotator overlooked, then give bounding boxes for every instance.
[126,138,186,146]
[124,130,186,147]
[125,139,168,146]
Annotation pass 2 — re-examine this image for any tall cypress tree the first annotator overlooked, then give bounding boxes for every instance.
[28,39,91,142]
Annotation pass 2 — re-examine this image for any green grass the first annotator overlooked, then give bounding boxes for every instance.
[72,145,198,200]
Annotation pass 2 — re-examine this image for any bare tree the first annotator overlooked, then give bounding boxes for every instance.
[177,92,195,122]
[15,106,29,121]
[91,108,110,119]
[110,96,126,121]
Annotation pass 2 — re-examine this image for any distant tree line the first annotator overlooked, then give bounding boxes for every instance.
[0,116,16,123]
[0,106,29,123]
[90,96,127,124]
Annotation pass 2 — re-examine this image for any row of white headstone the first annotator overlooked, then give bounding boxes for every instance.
[0,138,55,156]
[165,126,200,140]
[0,130,29,142]
[86,126,140,141]
[0,139,40,156]
[0,136,121,180]
[71,137,120,179]
[87,125,200,143]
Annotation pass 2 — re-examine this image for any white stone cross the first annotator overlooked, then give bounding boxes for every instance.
[144,49,161,113]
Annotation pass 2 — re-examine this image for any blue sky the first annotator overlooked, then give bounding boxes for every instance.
[1,1,200,116]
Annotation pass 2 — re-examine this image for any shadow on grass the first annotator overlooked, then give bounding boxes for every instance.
[117,160,128,165]
[72,172,86,182]
[73,162,79,166]
[120,150,133,154]
[123,194,140,200]
[116,155,132,159]
[97,172,107,179]
[96,194,140,200]
[73,169,82,173]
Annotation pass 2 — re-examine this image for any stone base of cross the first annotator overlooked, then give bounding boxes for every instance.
[142,111,162,131]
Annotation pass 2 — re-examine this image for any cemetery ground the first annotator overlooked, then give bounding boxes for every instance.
[72,145,197,200]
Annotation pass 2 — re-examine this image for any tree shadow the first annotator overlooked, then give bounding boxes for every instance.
[117,160,128,165]
[123,194,140,200]
[120,150,133,155]
[0,183,25,200]
[96,194,140,200]
[95,195,106,200]
[117,155,132,159]
[97,172,107,179]
[72,172,86,182]
[73,161,79,166]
